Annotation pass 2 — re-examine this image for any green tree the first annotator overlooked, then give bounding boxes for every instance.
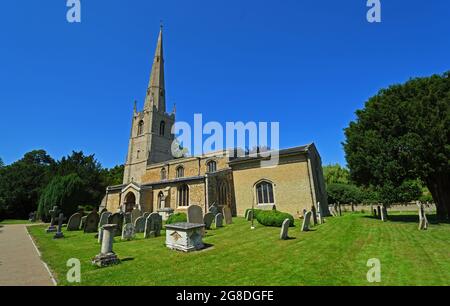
[327,183,364,204]
[0,157,4,168]
[323,164,350,185]
[344,72,450,219]
[101,165,124,187]
[37,174,85,221]
[0,150,54,219]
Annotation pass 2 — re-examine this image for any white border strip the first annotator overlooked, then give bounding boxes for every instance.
[25,226,58,286]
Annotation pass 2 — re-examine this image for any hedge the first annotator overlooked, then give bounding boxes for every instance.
[255,210,295,227]
[166,212,187,225]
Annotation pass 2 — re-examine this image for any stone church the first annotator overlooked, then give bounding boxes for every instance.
[103,27,328,218]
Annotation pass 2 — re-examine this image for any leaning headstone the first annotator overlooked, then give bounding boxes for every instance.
[208,203,220,216]
[67,213,82,231]
[301,211,312,232]
[92,224,120,267]
[134,216,146,233]
[215,213,224,228]
[417,202,429,230]
[46,206,59,233]
[311,205,318,226]
[223,206,233,225]
[80,216,87,230]
[203,212,215,230]
[246,210,253,221]
[99,211,111,228]
[280,218,290,240]
[53,213,65,239]
[144,213,162,238]
[84,212,100,233]
[187,205,203,224]
[108,212,124,237]
[131,208,142,224]
[121,223,135,241]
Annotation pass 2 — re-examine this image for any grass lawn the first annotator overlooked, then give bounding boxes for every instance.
[28,212,450,286]
[0,219,33,225]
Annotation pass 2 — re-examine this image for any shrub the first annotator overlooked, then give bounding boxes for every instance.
[166,213,187,224]
[255,210,295,227]
[244,208,262,219]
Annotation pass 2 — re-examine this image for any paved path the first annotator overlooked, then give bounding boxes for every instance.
[0,224,56,286]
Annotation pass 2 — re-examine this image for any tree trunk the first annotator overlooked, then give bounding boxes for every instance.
[426,173,450,221]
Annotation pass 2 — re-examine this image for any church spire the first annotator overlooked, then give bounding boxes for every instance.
[144,26,166,112]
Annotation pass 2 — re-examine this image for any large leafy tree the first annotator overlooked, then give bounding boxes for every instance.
[0,150,54,219]
[323,164,350,185]
[0,157,4,168]
[344,72,450,219]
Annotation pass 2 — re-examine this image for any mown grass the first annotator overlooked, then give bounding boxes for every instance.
[0,219,33,225]
[27,212,450,286]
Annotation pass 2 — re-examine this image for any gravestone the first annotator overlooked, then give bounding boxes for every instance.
[280,218,290,240]
[80,216,87,230]
[144,213,162,238]
[203,212,215,230]
[381,206,388,222]
[246,210,253,221]
[98,227,104,244]
[316,202,323,224]
[187,205,203,224]
[67,213,82,231]
[337,203,342,216]
[124,212,132,224]
[84,212,100,233]
[376,206,382,220]
[417,202,429,230]
[46,206,59,233]
[208,203,220,215]
[29,211,37,222]
[92,224,120,267]
[131,208,142,224]
[143,212,150,220]
[53,213,65,239]
[215,213,224,228]
[223,206,233,225]
[301,211,312,232]
[99,211,112,228]
[121,223,135,241]
[134,216,146,233]
[311,205,318,226]
[108,212,124,237]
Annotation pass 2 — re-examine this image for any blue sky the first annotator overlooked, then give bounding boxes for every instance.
[0,0,449,168]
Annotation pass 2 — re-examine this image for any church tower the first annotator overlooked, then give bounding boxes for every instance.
[123,27,175,184]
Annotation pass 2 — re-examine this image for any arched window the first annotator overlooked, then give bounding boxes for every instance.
[255,181,275,204]
[176,166,184,178]
[137,120,144,136]
[159,121,165,136]
[160,168,167,180]
[207,160,217,173]
[218,181,228,206]
[177,184,189,207]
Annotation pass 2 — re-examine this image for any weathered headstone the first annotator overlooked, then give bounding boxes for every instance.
[223,206,232,225]
[417,202,429,230]
[316,202,323,224]
[215,213,224,228]
[53,213,65,239]
[280,218,290,240]
[246,210,253,221]
[311,205,318,226]
[381,206,388,222]
[144,213,162,238]
[29,211,37,222]
[208,203,220,215]
[80,216,87,230]
[187,205,203,224]
[143,212,150,220]
[203,212,215,230]
[92,224,120,267]
[121,223,135,241]
[108,212,124,237]
[97,227,104,244]
[131,208,142,224]
[301,211,312,232]
[46,206,59,233]
[84,212,100,233]
[99,211,111,228]
[134,216,146,233]
[124,212,132,224]
[67,213,82,231]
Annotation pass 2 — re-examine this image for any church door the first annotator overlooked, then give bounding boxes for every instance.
[124,192,136,213]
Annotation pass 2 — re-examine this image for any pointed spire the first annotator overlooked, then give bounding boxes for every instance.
[144,26,166,112]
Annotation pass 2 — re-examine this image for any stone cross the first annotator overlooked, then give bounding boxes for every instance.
[92,224,120,267]
[53,213,65,239]
[46,206,59,233]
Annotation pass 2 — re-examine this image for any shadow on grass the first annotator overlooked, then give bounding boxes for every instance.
[364,214,448,225]
[120,257,135,262]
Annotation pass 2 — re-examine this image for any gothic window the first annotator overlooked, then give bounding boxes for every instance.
[137,120,144,136]
[176,166,184,178]
[160,168,167,180]
[207,160,217,173]
[177,184,189,207]
[159,121,165,136]
[218,181,228,206]
[255,181,275,205]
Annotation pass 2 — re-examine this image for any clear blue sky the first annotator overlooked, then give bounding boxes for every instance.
[0,0,449,168]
